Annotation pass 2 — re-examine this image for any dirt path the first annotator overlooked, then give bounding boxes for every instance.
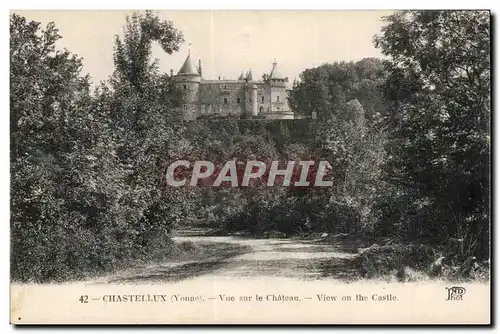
[91,231,362,284]
[174,235,358,280]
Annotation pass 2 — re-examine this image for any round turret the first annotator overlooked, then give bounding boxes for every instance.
[269,60,283,80]
[174,54,201,86]
[250,84,258,117]
[243,81,258,118]
[173,54,201,119]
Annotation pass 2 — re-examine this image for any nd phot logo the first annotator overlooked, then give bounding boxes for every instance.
[445,286,466,301]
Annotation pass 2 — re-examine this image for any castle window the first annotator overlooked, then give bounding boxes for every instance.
[259,106,264,113]
[277,107,281,111]
[183,84,187,90]
[237,97,241,104]
[224,98,228,104]
[261,96,264,103]
[183,104,188,111]
[277,96,280,102]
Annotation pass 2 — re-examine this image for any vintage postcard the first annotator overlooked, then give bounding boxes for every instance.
[10,9,491,324]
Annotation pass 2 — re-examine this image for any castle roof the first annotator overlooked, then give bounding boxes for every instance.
[269,60,284,79]
[201,79,265,84]
[177,54,199,76]
[246,70,253,81]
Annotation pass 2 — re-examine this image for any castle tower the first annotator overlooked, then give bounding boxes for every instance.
[269,59,284,82]
[243,70,258,118]
[250,83,258,117]
[265,60,294,119]
[173,53,201,119]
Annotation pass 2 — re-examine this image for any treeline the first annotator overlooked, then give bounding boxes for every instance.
[179,104,383,238]
[10,10,490,282]
[11,12,189,282]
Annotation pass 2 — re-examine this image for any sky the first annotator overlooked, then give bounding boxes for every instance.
[14,10,393,86]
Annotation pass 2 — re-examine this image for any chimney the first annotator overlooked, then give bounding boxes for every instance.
[218,76,221,81]
[198,59,202,77]
[170,69,173,77]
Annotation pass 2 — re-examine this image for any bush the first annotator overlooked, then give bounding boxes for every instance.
[357,243,437,279]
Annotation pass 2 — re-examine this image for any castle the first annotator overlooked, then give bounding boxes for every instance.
[172,53,294,121]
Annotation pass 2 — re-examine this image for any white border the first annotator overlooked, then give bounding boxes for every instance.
[6,0,499,10]
[2,1,497,332]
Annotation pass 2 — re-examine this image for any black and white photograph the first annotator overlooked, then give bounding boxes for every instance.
[9,9,491,324]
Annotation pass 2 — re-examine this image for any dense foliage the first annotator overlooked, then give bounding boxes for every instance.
[374,10,490,260]
[10,11,186,282]
[10,10,490,282]
[289,58,387,123]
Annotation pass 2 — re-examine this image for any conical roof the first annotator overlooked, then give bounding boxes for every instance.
[177,54,199,75]
[269,60,284,79]
[246,70,253,81]
[238,71,245,80]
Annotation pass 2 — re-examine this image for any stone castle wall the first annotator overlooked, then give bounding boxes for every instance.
[173,55,294,120]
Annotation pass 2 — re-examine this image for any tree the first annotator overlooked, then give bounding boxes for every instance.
[288,58,387,122]
[112,10,184,89]
[374,10,490,258]
[104,11,188,248]
[10,13,127,281]
[10,12,188,282]
[311,100,385,234]
[10,14,90,162]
